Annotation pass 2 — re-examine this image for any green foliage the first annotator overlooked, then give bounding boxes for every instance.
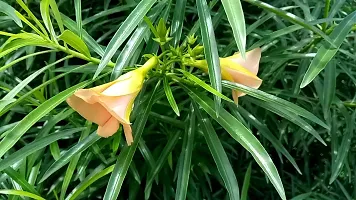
[0,0,355,200]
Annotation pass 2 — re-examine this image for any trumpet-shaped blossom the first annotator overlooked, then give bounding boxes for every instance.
[190,48,262,103]
[67,57,158,145]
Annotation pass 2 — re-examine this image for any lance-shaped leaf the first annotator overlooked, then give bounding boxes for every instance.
[0,0,22,27]
[59,30,91,58]
[301,11,356,87]
[184,85,286,200]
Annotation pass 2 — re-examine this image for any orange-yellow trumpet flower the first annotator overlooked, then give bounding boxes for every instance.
[190,48,262,103]
[66,56,158,145]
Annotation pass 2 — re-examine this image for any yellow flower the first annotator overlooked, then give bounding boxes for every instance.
[66,56,158,145]
[190,48,262,103]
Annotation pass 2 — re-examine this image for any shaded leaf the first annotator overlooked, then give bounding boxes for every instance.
[196,0,222,113]
[175,105,196,200]
[301,11,356,87]
[39,132,101,182]
[221,0,246,57]
[0,190,45,200]
[185,86,286,200]
[0,0,22,27]
[193,103,240,200]
[222,80,329,129]
[94,0,157,79]
[103,81,161,200]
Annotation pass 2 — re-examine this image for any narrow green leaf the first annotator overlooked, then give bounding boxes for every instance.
[94,0,157,79]
[49,0,65,34]
[50,141,61,160]
[335,180,352,200]
[290,193,312,200]
[90,143,108,164]
[0,190,45,200]
[61,13,104,56]
[129,161,141,184]
[251,18,339,49]
[221,0,246,57]
[138,138,156,169]
[0,99,16,109]
[110,2,164,79]
[0,1,22,27]
[26,109,75,170]
[39,132,101,183]
[196,0,222,114]
[149,112,184,128]
[102,81,161,200]
[58,30,91,58]
[0,76,100,158]
[0,56,70,112]
[222,80,329,129]
[247,97,326,145]
[74,0,82,38]
[178,70,233,103]
[328,0,347,19]
[322,60,336,118]
[16,0,48,36]
[185,86,286,200]
[144,132,180,199]
[60,122,91,200]
[0,37,53,59]
[82,4,136,25]
[4,168,39,195]
[40,0,58,43]
[0,128,84,172]
[244,0,336,48]
[163,77,180,116]
[241,163,252,200]
[329,104,355,183]
[301,11,356,87]
[322,0,331,30]
[175,106,196,200]
[184,0,219,41]
[66,164,115,200]
[171,0,187,47]
[0,50,55,72]
[0,64,88,117]
[237,106,301,174]
[26,46,36,70]
[74,152,93,181]
[28,161,41,186]
[193,103,240,200]
[15,11,45,37]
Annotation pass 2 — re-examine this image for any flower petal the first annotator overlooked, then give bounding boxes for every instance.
[123,124,133,145]
[232,90,239,104]
[101,71,143,96]
[226,67,262,102]
[74,89,100,104]
[66,95,111,126]
[226,67,262,89]
[229,48,261,75]
[90,80,118,93]
[97,92,138,124]
[97,117,120,137]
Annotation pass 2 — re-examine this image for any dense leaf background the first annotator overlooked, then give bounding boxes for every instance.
[0,0,355,199]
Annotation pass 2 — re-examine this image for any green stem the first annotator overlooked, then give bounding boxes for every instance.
[158,50,170,59]
[165,59,182,67]
[183,59,207,71]
[54,44,115,67]
[322,0,331,31]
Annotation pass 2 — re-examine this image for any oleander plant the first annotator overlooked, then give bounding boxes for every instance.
[0,0,355,199]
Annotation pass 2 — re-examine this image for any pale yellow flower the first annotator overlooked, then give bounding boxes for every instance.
[191,48,262,103]
[67,56,158,145]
